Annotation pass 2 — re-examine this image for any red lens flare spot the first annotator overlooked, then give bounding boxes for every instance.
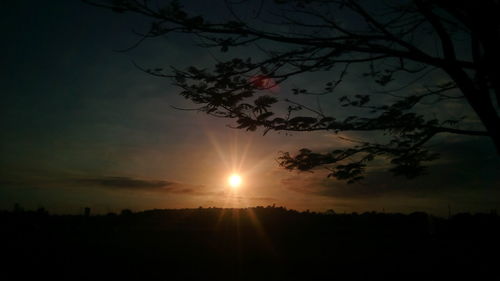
[249,75,279,92]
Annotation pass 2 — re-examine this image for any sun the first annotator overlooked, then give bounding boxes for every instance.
[228,174,242,188]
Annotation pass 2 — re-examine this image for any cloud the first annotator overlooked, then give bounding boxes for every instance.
[0,174,213,196]
[247,196,278,202]
[73,176,212,195]
[281,174,392,199]
[75,177,173,189]
[224,195,278,202]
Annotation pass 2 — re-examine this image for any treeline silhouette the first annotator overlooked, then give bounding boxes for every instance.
[1,205,499,280]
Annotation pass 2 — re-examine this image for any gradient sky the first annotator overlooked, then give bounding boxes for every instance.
[1,0,499,216]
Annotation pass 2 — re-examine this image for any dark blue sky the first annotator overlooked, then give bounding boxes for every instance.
[1,0,499,215]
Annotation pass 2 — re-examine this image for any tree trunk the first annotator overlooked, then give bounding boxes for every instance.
[447,67,500,154]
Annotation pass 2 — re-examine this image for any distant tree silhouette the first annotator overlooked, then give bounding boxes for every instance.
[85,0,500,182]
[120,209,133,216]
[36,207,48,216]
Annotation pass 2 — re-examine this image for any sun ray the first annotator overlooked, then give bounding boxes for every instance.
[238,133,254,172]
[204,130,231,170]
[245,205,277,256]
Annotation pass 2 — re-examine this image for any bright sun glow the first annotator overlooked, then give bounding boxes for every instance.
[228,174,242,188]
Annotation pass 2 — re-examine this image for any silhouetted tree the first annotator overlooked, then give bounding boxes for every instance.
[85,0,500,182]
[120,209,133,216]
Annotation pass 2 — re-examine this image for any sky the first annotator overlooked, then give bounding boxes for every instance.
[1,0,499,216]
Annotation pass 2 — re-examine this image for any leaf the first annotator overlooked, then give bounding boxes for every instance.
[257,112,274,120]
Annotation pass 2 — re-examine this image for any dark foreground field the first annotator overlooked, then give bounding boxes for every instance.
[1,207,499,280]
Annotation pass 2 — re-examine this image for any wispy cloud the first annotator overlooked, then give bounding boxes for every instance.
[75,177,173,189]
[0,174,214,196]
[73,176,212,195]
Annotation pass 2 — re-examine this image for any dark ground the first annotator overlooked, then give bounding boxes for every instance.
[1,206,499,280]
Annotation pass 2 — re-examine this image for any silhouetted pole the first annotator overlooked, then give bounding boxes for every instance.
[84,207,91,217]
[13,203,23,213]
